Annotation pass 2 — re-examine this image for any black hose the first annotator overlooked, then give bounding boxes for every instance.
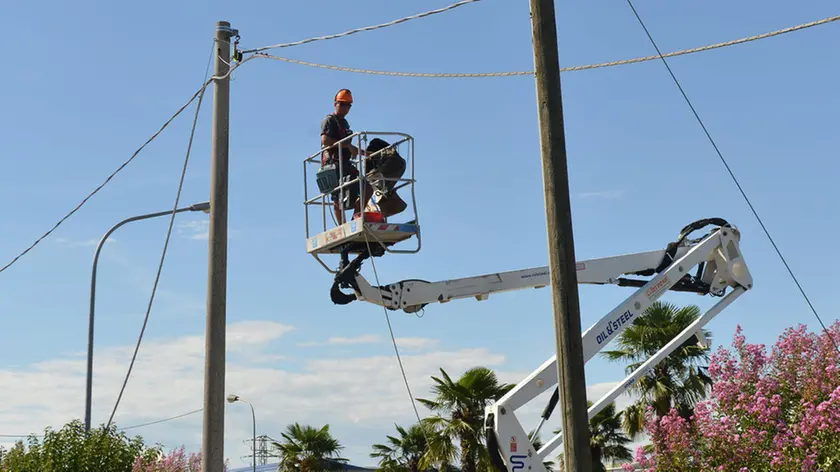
[485,413,508,472]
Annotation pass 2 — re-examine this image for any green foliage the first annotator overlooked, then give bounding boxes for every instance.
[587,402,632,470]
[416,366,514,472]
[555,401,633,472]
[0,420,160,472]
[272,423,348,472]
[601,301,713,438]
[370,423,429,472]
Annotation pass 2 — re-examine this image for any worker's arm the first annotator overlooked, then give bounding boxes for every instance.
[321,133,359,157]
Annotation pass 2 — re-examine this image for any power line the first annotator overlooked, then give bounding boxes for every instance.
[117,408,204,431]
[5,13,830,279]
[5,1,477,277]
[252,13,839,78]
[0,408,204,439]
[0,51,253,280]
[240,0,483,54]
[0,91,204,276]
[5,0,457,277]
[254,53,531,77]
[105,44,215,429]
[0,51,242,278]
[623,0,840,353]
[362,232,428,437]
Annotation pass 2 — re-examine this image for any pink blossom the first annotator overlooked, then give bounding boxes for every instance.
[635,321,840,471]
[132,446,229,472]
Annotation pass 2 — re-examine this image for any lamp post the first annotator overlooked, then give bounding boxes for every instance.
[84,201,211,433]
[227,394,256,472]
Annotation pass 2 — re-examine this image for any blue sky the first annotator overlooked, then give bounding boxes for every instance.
[0,0,838,468]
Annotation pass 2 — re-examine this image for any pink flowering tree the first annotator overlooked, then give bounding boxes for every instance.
[132,446,229,472]
[630,321,840,471]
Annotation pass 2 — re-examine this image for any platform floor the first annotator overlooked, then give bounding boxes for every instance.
[306,218,419,254]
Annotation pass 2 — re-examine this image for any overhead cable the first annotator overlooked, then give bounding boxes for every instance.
[105,44,217,429]
[240,0,483,54]
[3,14,832,276]
[361,233,428,442]
[0,90,204,276]
[253,13,839,78]
[0,408,204,439]
[0,52,253,276]
[623,1,840,353]
[117,408,203,431]
[2,12,835,276]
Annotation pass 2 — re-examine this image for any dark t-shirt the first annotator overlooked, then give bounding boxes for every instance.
[321,114,353,164]
[321,114,351,141]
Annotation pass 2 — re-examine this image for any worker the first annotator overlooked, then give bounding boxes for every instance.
[320,89,408,223]
[320,89,370,224]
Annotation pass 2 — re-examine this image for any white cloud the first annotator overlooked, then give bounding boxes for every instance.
[0,323,642,469]
[394,337,440,351]
[54,237,114,248]
[298,335,439,353]
[176,220,209,240]
[227,321,295,348]
[175,221,243,242]
[326,334,382,345]
[0,322,507,468]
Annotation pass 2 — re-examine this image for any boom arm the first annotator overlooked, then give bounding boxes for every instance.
[330,218,753,472]
[332,218,749,314]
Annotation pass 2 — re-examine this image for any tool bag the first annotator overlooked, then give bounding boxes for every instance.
[364,138,407,217]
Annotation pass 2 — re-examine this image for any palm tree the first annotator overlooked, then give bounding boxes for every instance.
[272,423,348,472]
[370,423,429,472]
[587,401,633,470]
[416,366,514,472]
[601,300,713,437]
[553,401,632,472]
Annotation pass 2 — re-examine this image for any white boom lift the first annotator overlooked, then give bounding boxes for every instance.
[304,132,753,472]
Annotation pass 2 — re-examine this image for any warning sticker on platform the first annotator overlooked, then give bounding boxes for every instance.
[325,227,345,243]
[576,262,586,271]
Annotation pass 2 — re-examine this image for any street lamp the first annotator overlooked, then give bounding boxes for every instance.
[227,394,257,472]
[84,201,211,433]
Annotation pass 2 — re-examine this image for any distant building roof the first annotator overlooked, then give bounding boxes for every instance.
[228,461,376,472]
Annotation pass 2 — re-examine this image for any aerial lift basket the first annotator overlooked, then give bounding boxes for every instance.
[303,131,421,273]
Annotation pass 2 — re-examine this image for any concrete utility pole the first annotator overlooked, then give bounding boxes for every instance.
[203,20,235,472]
[528,1,593,471]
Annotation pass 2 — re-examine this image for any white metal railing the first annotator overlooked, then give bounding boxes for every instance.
[303,131,420,268]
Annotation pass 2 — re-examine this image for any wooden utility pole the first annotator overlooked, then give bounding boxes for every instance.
[203,20,235,472]
[528,1,593,471]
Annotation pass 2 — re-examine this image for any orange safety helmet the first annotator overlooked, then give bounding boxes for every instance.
[335,88,353,104]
